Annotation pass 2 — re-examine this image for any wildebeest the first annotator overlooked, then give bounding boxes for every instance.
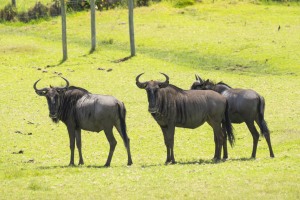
[33,77,133,166]
[136,73,234,163]
[191,75,274,158]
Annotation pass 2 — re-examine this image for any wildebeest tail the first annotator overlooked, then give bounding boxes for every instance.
[117,102,129,147]
[222,100,235,147]
[257,96,270,138]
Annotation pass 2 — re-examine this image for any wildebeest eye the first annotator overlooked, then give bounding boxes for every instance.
[56,89,65,94]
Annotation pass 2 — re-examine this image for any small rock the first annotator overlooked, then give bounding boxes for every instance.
[12,150,24,154]
[107,68,113,72]
[15,130,22,134]
[97,68,105,71]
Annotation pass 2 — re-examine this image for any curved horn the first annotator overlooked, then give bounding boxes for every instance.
[136,73,147,89]
[158,72,169,88]
[160,72,169,83]
[33,79,41,91]
[33,79,48,96]
[60,77,69,89]
[196,74,203,83]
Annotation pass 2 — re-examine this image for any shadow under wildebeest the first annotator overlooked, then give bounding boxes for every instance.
[33,77,133,167]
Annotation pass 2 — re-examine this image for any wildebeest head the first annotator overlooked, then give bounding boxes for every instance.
[136,73,169,113]
[33,77,69,123]
[190,74,210,90]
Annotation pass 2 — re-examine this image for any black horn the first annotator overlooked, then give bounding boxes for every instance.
[158,73,169,88]
[33,79,48,96]
[196,74,204,83]
[57,77,70,90]
[136,73,147,89]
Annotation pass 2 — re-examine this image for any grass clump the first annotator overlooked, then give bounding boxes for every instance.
[0,4,17,22]
[172,0,196,7]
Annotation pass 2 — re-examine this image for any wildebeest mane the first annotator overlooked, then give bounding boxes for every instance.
[59,86,90,123]
[156,84,188,124]
[217,81,232,88]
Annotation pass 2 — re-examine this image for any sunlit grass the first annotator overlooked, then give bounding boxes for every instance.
[0,1,299,199]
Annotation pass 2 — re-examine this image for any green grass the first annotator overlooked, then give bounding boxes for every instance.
[0,1,300,199]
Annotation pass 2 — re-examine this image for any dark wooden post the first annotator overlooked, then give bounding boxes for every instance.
[12,0,16,7]
[90,0,96,52]
[60,0,67,61]
[128,0,135,56]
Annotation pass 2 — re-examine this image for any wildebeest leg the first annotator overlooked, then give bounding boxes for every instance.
[209,122,223,161]
[75,129,84,165]
[222,125,228,160]
[213,134,217,159]
[168,126,176,164]
[126,138,133,165]
[104,127,117,167]
[67,126,76,166]
[115,126,133,166]
[246,121,259,158]
[264,134,274,158]
[255,119,274,158]
[160,126,171,164]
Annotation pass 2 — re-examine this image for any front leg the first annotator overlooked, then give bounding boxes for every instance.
[160,126,171,164]
[75,129,84,165]
[160,125,176,164]
[67,126,76,166]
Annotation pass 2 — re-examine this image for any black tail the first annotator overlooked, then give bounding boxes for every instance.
[257,96,270,138]
[117,102,129,147]
[222,100,235,147]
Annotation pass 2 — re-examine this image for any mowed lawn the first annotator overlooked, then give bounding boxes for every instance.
[0,1,299,199]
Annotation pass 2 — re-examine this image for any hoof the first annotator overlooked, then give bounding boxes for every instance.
[212,157,221,163]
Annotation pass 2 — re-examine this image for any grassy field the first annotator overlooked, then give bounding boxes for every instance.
[0,1,300,199]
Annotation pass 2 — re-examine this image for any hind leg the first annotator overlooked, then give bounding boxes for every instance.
[255,120,275,158]
[104,128,117,167]
[115,125,133,166]
[222,125,228,160]
[209,122,223,161]
[264,134,274,158]
[246,121,259,158]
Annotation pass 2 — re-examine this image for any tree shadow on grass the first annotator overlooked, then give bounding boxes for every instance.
[111,55,134,63]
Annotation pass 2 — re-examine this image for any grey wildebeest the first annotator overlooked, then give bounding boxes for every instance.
[136,73,234,163]
[191,75,274,158]
[33,77,133,166]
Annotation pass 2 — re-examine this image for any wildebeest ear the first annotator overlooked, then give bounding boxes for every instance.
[136,82,147,89]
[204,79,210,84]
[35,90,47,96]
[158,81,169,88]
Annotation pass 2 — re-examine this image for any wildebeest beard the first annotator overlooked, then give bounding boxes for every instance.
[51,117,60,123]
